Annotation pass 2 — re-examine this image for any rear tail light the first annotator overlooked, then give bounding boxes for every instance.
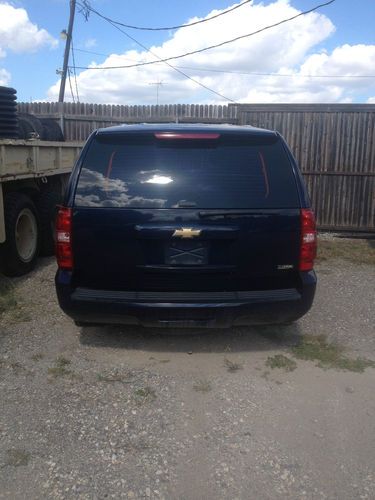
[154,132,220,140]
[55,207,73,270]
[299,209,317,271]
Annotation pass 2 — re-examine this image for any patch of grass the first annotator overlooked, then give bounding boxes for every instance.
[0,277,17,315]
[10,362,27,374]
[4,449,30,467]
[224,358,243,372]
[13,308,32,323]
[56,355,71,366]
[193,380,212,393]
[334,357,375,373]
[291,335,375,373]
[48,356,72,378]
[134,386,156,401]
[31,353,45,362]
[266,354,297,372]
[317,238,375,265]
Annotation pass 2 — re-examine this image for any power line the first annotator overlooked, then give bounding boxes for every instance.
[175,66,375,79]
[71,48,375,78]
[74,47,142,64]
[78,0,252,31]
[74,0,336,71]
[71,38,80,102]
[75,47,119,58]
[80,8,236,102]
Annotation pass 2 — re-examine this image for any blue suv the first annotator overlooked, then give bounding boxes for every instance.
[55,124,317,328]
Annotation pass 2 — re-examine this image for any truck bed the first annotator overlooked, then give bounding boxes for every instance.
[0,139,83,182]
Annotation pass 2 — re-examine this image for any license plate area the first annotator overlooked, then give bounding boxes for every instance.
[165,240,208,266]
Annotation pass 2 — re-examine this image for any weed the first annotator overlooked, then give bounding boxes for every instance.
[4,449,30,467]
[10,308,31,323]
[48,356,72,378]
[266,354,297,372]
[329,357,375,373]
[134,386,156,401]
[317,239,375,266]
[224,358,243,372]
[56,356,71,367]
[0,277,17,315]
[193,380,212,393]
[291,335,375,373]
[10,362,27,374]
[31,353,44,362]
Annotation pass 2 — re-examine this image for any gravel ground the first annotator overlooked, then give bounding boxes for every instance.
[0,255,375,499]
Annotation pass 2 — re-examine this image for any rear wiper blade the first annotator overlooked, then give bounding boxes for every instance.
[199,210,255,218]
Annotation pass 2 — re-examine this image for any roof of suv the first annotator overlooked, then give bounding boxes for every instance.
[96,123,278,137]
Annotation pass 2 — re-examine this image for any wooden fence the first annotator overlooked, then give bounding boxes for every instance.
[18,102,375,233]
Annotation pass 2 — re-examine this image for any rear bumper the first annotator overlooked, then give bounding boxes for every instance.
[55,270,317,328]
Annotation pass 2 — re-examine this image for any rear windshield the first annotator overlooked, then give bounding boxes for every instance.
[74,133,299,209]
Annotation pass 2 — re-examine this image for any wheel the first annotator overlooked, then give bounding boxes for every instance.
[37,190,62,256]
[0,193,40,276]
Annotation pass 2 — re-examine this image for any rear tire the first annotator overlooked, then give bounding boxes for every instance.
[37,190,62,256]
[0,193,40,276]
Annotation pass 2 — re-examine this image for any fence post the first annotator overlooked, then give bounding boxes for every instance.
[58,102,65,139]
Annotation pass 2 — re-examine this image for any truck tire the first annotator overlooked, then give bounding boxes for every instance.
[37,190,61,256]
[17,113,43,139]
[17,119,34,140]
[39,119,65,142]
[0,193,40,276]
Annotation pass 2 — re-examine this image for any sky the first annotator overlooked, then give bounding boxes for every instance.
[0,0,374,104]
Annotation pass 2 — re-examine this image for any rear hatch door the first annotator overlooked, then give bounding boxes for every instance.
[72,130,301,291]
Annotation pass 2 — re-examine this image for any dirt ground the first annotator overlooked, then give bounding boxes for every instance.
[0,239,375,499]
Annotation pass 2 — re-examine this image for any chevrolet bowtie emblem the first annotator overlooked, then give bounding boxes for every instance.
[172,228,202,239]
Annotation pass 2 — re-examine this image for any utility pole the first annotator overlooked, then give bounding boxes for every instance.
[58,0,76,102]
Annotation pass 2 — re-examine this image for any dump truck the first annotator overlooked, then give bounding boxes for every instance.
[0,138,82,276]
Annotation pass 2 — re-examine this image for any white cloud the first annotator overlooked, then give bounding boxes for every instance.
[0,2,57,57]
[47,0,375,104]
[0,67,10,85]
[84,38,97,49]
[236,44,375,103]
[367,97,375,104]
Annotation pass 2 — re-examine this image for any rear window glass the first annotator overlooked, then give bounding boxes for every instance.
[74,133,299,209]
